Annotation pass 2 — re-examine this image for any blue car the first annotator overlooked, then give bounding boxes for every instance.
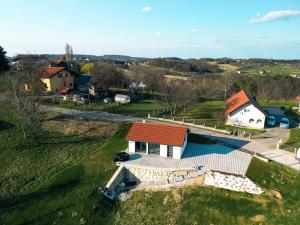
[280,117,290,129]
[266,115,276,126]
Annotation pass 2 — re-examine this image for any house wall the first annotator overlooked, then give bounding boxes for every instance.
[173,134,187,159]
[160,144,168,157]
[40,71,74,92]
[227,103,265,129]
[127,133,187,159]
[40,78,52,91]
[128,141,135,153]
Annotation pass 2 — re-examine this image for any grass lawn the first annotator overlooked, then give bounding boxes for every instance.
[259,99,297,108]
[284,127,300,150]
[114,158,300,225]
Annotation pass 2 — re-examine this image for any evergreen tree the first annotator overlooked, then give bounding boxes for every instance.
[0,46,9,74]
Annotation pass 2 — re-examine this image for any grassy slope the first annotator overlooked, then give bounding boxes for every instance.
[0,103,118,203]
[284,128,300,149]
[115,158,300,225]
[0,124,129,225]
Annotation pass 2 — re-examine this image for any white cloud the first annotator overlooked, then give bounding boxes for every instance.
[141,6,151,13]
[153,32,162,37]
[249,10,300,24]
[192,28,203,33]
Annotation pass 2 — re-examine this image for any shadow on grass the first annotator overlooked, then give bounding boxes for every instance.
[0,120,14,131]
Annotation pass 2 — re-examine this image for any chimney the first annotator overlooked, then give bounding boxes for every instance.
[142,120,146,123]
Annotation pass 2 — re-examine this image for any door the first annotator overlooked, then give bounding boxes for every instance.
[167,145,173,158]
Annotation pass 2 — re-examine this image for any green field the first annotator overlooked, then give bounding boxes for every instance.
[240,63,300,77]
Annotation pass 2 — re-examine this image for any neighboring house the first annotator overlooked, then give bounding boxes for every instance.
[225,90,266,129]
[38,67,75,92]
[74,74,96,95]
[125,122,188,159]
[12,54,51,70]
[115,94,130,104]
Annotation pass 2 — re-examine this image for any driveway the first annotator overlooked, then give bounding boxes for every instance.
[122,143,252,176]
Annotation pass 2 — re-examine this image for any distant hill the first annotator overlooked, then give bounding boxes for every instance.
[46,54,146,62]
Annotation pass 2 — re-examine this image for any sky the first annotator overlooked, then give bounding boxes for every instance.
[1,0,300,59]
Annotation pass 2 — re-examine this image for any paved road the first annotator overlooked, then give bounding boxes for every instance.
[41,105,300,171]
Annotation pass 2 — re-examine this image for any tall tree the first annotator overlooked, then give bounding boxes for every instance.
[0,46,9,74]
[65,43,74,61]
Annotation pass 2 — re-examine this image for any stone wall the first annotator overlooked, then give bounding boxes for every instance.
[126,165,200,183]
[204,171,263,194]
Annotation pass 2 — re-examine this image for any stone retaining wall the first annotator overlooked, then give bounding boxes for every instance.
[126,165,200,183]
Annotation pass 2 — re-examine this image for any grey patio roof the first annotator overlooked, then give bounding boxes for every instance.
[121,143,252,176]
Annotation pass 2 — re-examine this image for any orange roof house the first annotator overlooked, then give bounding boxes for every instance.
[37,67,74,92]
[39,67,65,78]
[225,90,266,129]
[126,122,188,159]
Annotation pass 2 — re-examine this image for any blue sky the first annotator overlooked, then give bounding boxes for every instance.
[1,0,300,59]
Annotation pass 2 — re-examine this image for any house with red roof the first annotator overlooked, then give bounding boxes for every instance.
[225,90,266,129]
[38,66,75,93]
[125,122,188,159]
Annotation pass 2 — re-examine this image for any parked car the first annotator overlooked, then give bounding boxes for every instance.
[113,152,130,163]
[280,117,290,129]
[266,115,276,126]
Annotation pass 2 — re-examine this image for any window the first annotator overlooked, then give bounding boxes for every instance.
[249,119,254,123]
[148,143,160,155]
[167,146,173,158]
[58,74,62,78]
[135,142,146,153]
[69,83,72,86]
[257,119,262,124]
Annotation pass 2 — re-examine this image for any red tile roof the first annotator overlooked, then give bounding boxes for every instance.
[296,96,300,101]
[224,90,267,115]
[125,122,187,147]
[225,90,250,115]
[39,67,65,78]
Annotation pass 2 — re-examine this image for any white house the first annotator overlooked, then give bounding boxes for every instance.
[115,94,130,104]
[225,90,266,129]
[125,122,188,159]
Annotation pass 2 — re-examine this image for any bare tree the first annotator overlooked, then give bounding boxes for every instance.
[160,79,197,116]
[5,69,45,139]
[65,43,74,61]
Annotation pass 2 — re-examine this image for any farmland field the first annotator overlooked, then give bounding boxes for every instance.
[240,63,300,77]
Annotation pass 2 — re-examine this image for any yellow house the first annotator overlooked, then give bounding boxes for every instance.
[39,67,75,92]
